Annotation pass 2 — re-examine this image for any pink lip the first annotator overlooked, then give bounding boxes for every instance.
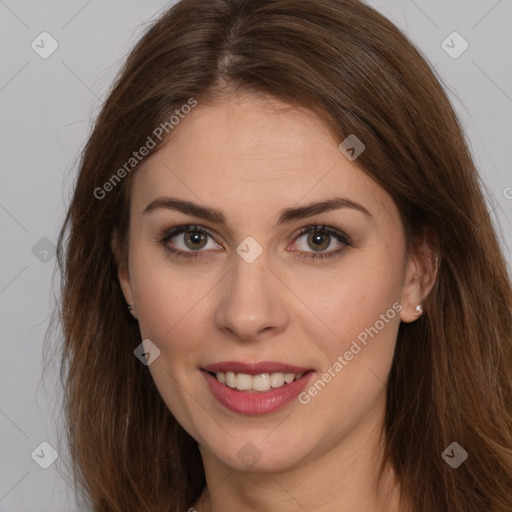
[202,360,313,375]
[201,369,316,415]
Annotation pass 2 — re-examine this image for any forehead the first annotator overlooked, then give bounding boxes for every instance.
[146,94,337,175]
[131,94,395,227]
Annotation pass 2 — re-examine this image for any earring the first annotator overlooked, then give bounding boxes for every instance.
[128,304,138,319]
[414,304,423,316]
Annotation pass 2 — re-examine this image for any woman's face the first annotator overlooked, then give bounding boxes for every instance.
[117,93,425,474]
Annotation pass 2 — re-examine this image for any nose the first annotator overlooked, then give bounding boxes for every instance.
[215,252,289,342]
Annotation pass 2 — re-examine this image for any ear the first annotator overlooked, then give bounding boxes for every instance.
[111,229,134,308]
[399,227,439,323]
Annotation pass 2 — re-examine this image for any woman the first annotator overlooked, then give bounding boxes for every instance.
[54,0,512,510]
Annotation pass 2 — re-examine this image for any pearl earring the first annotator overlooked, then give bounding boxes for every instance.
[414,304,423,316]
[128,304,138,319]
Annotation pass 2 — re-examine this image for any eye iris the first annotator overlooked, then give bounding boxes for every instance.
[184,230,207,250]
[308,230,329,251]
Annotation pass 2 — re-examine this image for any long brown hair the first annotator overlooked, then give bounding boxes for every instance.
[52,0,512,510]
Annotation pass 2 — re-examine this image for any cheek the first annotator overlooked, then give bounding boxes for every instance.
[129,241,192,329]
[130,256,207,426]
[130,251,215,366]
[133,268,175,342]
[299,278,401,425]
[315,288,401,388]
[298,258,403,346]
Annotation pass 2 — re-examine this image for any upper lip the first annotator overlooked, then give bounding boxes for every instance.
[202,361,313,375]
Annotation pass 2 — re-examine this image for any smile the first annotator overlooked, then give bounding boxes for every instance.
[215,370,306,391]
[201,361,316,415]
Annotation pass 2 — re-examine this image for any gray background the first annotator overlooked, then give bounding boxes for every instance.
[0,1,511,511]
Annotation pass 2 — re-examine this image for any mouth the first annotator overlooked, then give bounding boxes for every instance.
[203,369,312,393]
[201,361,314,392]
[200,361,316,415]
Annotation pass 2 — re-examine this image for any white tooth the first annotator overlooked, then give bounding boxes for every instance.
[217,371,304,391]
[252,373,271,391]
[236,373,253,390]
[270,373,285,387]
[225,371,236,388]
[284,373,295,384]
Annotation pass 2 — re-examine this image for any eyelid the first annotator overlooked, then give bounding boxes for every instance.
[293,224,351,260]
[157,223,351,260]
[157,224,217,245]
[295,224,350,244]
[156,224,221,254]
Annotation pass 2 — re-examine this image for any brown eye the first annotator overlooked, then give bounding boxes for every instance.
[304,229,331,252]
[183,229,208,250]
[294,224,349,259]
[158,225,221,260]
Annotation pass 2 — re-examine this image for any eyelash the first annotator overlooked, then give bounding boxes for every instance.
[157,223,351,262]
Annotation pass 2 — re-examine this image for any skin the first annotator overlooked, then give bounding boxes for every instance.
[115,93,437,512]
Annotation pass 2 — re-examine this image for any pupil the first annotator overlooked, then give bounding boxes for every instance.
[185,231,206,249]
[309,231,329,251]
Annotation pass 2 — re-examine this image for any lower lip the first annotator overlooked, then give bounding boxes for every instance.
[201,370,316,415]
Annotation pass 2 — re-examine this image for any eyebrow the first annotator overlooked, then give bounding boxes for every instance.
[143,196,372,227]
